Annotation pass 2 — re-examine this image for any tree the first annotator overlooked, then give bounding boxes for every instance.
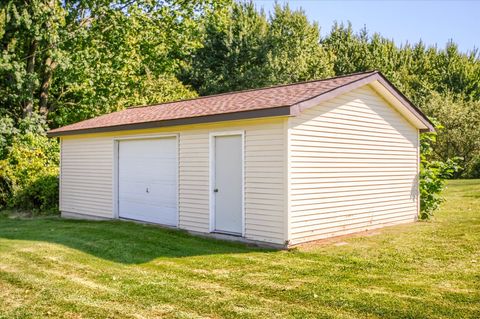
[0,0,212,127]
[321,22,371,75]
[422,92,480,177]
[183,2,333,95]
[0,0,64,118]
[49,0,202,126]
[182,1,270,95]
[261,3,333,85]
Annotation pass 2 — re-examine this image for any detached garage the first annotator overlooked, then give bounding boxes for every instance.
[48,71,434,247]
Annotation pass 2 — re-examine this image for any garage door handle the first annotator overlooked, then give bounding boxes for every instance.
[146,187,150,193]
[213,188,218,193]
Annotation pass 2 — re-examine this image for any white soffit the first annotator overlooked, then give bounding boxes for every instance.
[369,80,429,131]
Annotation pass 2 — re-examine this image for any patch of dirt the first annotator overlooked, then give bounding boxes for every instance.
[333,241,349,246]
[291,229,385,251]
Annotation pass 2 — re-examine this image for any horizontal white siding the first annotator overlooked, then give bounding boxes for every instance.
[60,118,286,245]
[244,122,285,243]
[178,120,286,244]
[60,136,114,218]
[288,85,419,245]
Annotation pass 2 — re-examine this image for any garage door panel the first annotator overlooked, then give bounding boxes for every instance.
[119,187,176,206]
[120,202,177,226]
[119,193,176,206]
[120,163,175,178]
[118,137,178,226]
[119,180,177,193]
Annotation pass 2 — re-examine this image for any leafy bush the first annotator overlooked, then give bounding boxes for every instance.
[0,116,18,159]
[422,92,480,178]
[0,115,59,214]
[419,130,461,219]
[464,157,480,178]
[16,174,60,213]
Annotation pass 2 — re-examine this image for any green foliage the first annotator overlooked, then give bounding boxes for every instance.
[419,129,461,219]
[262,4,334,84]
[0,0,210,127]
[49,0,204,126]
[183,1,270,94]
[183,2,333,95]
[0,0,65,118]
[468,157,480,178]
[0,115,59,214]
[0,116,17,158]
[51,74,197,127]
[0,0,209,213]
[422,92,480,178]
[321,23,480,106]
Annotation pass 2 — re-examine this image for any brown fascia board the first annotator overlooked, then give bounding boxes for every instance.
[290,71,435,133]
[47,106,292,137]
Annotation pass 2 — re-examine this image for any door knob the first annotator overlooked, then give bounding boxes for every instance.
[213,188,218,193]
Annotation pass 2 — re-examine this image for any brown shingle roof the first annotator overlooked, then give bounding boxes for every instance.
[48,71,433,136]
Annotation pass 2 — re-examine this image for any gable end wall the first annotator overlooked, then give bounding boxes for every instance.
[287,85,420,245]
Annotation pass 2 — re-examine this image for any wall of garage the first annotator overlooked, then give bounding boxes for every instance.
[287,85,420,245]
[60,136,114,219]
[60,117,287,245]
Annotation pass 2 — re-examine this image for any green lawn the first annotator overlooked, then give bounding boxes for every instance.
[0,180,479,319]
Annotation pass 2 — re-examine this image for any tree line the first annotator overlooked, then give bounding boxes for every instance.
[0,0,478,213]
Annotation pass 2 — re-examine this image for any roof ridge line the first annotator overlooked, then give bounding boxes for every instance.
[127,70,379,110]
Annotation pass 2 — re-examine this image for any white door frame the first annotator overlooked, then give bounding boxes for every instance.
[209,131,245,237]
[112,133,179,227]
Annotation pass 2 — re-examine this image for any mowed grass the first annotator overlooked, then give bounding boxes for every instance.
[0,180,479,318]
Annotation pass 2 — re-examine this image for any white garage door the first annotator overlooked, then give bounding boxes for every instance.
[118,137,177,226]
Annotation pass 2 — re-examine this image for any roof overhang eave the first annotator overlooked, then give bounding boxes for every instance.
[47,106,293,137]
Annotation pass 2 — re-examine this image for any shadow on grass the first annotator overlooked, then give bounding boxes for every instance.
[0,216,268,264]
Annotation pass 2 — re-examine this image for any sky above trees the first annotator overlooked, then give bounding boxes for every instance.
[253,0,479,53]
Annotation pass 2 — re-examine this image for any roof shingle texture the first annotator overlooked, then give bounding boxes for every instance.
[49,71,376,134]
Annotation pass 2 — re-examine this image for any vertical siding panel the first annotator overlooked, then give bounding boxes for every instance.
[288,85,419,245]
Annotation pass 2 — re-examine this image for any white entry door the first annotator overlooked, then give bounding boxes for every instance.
[118,137,177,226]
[213,134,243,235]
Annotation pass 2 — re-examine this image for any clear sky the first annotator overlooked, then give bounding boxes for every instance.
[252,0,479,54]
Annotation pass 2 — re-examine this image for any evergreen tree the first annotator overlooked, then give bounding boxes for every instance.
[183,2,333,95]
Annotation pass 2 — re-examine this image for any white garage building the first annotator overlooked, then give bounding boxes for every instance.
[48,71,434,247]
